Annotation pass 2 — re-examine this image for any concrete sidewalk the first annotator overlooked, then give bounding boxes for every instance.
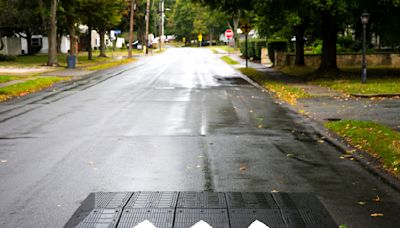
[224,53,400,132]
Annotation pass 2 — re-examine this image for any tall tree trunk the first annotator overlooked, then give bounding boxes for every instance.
[294,25,305,66]
[128,0,136,58]
[99,29,106,57]
[47,0,58,66]
[68,25,78,64]
[68,25,77,56]
[317,10,338,73]
[145,0,150,54]
[0,36,4,51]
[57,33,62,54]
[26,32,33,55]
[88,24,93,60]
[209,29,213,47]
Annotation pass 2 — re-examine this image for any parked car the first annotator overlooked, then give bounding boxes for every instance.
[126,40,142,49]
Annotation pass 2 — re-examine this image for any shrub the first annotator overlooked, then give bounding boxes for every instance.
[240,39,267,60]
[267,39,288,64]
[0,54,17,62]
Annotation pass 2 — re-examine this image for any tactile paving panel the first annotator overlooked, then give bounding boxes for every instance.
[174,209,229,228]
[229,209,287,228]
[177,192,226,208]
[273,193,337,228]
[91,192,133,209]
[125,191,178,208]
[75,208,121,228]
[67,192,337,228]
[117,208,174,228]
[226,192,278,209]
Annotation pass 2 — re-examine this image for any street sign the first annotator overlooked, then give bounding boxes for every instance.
[198,34,203,42]
[225,29,234,40]
[240,22,251,34]
[114,30,122,35]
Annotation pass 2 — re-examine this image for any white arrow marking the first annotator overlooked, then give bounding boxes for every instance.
[248,220,270,228]
[133,220,157,228]
[191,220,213,228]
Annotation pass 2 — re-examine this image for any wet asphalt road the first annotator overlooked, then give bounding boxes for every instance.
[0,48,399,228]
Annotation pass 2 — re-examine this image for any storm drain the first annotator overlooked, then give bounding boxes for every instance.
[65,192,337,228]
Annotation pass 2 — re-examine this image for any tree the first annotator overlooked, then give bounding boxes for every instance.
[195,0,255,49]
[47,0,58,66]
[59,0,82,57]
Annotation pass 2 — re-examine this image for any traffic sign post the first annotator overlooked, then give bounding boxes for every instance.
[198,34,203,47]
[240,23,251,68]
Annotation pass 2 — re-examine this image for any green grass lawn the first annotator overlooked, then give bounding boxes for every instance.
[85,58,136,71]
[240,67,311,105]
[0,49,141,68]
[0,77,68,102]
[209,45,238,53]
[312,78,400,95]
[326,120,400,176]
[220,56,239,65]
[0,75,20,83]
[274,65,400,95]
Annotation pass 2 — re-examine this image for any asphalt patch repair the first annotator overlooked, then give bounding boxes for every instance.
[64,192,337,228]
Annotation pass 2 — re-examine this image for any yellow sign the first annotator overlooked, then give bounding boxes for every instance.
[182,37,186,43]
[198,34,203,42]
[240,22,252,34]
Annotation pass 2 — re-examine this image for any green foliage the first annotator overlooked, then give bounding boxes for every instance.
[312,77,400,95]
[220,56,239,65]
[326,120,400,176]
[0,54,17,62]
[0,77,66,101]
[0,75,18,83]
[239,67,311,105]
[267,39,288,63]
[240,39,267,59]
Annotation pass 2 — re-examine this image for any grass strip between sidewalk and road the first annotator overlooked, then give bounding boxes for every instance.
[0,77,69,102]
[326,120,400,177]
[312,78,400,95]
[0,75,19,83]
[220,56,239,65]
[239,67,311,105]
[276,65,400,95]
[85,58,136,71]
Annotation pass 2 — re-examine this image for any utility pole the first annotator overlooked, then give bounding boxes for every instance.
[128,0,136,58]
[145,0,150,55]
[159,0,164,51]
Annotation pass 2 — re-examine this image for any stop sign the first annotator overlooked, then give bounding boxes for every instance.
[225,29,234,40]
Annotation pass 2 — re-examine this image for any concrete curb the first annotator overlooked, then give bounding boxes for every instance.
[351,93,400,98]
[236,67,400,193]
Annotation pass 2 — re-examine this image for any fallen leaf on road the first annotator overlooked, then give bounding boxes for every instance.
[287,154,294,158]
[258,125,263,128]
[373,195,380,202]
[240,164,247,171]
[271,189,279,193]
[370,213,384,217]
[357,201,366,205]
[318,140,325,143]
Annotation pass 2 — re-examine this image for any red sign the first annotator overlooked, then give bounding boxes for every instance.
[225,29,234,39]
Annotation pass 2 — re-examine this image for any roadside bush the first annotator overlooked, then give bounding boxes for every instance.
[0,54,17,62]
[240,39,267,60]
[267,39,288,64]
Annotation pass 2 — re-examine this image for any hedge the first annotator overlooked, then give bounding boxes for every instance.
[240,39,267,60]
